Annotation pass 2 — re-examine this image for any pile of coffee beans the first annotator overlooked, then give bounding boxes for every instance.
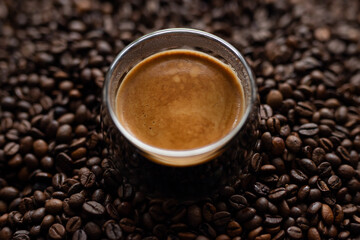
[1,0,360,239]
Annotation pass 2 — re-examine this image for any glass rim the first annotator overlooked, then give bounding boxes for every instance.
[104,28,257,162]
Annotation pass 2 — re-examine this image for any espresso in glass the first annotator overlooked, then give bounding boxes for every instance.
[115,49,245,153]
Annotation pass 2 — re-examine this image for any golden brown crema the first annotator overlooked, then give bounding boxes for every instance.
[115,49,245,150]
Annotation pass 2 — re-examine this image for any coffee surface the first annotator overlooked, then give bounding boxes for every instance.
[115,49,245,150]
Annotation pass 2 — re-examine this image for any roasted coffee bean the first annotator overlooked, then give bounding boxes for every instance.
[250,153,262,172]
[327,175,342,189]
[213,211,231,227]
[201,202,215,223]
[312,147,325,165]
[319,138,333,152]
[119,218,135,233]
[56,124,72,142]
[268,187,286,201]
[55,152,73,173]
[297,185,310,201]
[45,199,63,214]
[229,195,247,210]
[227,221,242,237]
[255,197,268,213]
[266,90,283,109]
[321,204,334,225]
[317,180,330,193]
[290,169,308,183]
[84,222,101,240]
[264,215,283,227]
[80,171,96,188]
[307,202,322,214]
[236,207,256,222]
[105,222,123,240]
[307,227,321,240]
[188,205,202,227]
[0,187,19,201]
[272,137,285,155]
[298,123,319,136]
[48,223,66,240]
[243,215,262,230]
[83,201,105,216]
[41,215,55,230]
[286,135,302,152]
[72,229,87,240]
[286,226,303,239]
[297,158,317,175]
[337,164,355,178]
[66,216,82,233]
[4,142,19,156]
[317,161,332,177]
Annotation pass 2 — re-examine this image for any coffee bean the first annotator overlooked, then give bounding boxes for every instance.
[227,220,242,237]
[202,202,216,222]
[250,153,262,172]
[317,180,330,193]
[56,152,73,173]
[45,199,63,214]
[286,135,302,152]
[0,187,19,201]
[317,161,332,177]
[327,175,342,189]
[286,226,303,239]
[243,215,262,230]
[105,221,123,240]
[298,123,319,136]
[297,158,317,175]
[33,139,48,157]
[272,137,285,155]
[32,207,45,223]
[319,138,333,152]
[188,205,202,227]
[297,185,310,201]
[229,195,247,210]
[307,227,321,240]
[118,183,133,200]
[66,216,82,233]
[290,169,308,183]
[236,207,256,223]
[255,197,268,213]
[4,142,19,156]
[56,124,72,142]
[213,211,231,227]
[72,229,87,240]
[333,204,344,224]
[84,222,101,240]
[83,201,105,216]
[337,164,355,178]
[268,187,286,201]
[266,90,283,109]
[119,218,135,233]
[80,171,96,188]
[295,102,315,117]
[69,193,85,209]
[312,147,325,165]
[321,204,334,225]
[40,214,55,230]
[307,202,322,214]
[264,215,283,227]
[48,223,66,240]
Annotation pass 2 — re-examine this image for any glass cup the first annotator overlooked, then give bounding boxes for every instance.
[101,28,259,198]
